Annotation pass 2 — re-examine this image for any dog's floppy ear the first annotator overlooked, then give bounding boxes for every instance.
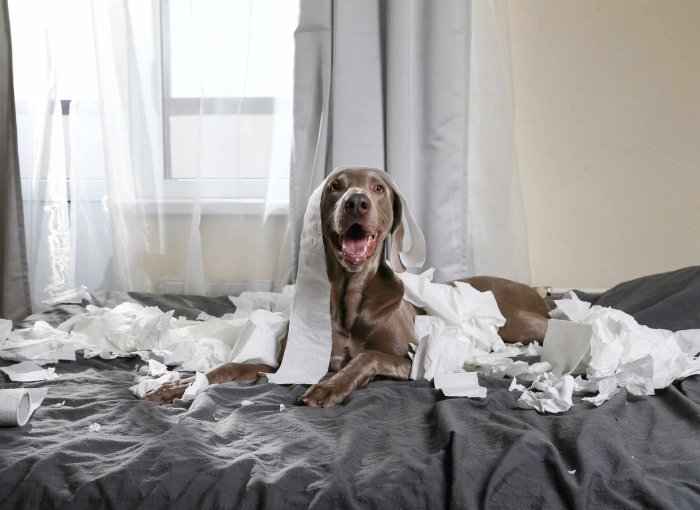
[389,186,406,272]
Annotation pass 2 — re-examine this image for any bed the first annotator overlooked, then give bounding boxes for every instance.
[2,266,700,509]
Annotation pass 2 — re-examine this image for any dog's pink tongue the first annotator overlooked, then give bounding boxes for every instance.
[343,237,367,255]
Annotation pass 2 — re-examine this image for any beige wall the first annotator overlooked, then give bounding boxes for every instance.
[508,0,700,290]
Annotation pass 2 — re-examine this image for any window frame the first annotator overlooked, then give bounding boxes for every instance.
[159,0,289,209]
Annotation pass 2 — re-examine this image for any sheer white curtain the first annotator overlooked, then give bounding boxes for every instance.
[292,0,530,284]
[9,0,296,310]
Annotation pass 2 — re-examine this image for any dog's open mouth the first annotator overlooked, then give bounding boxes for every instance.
[337,223,379,268]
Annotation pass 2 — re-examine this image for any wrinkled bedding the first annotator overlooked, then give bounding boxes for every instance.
[2,267,700,509]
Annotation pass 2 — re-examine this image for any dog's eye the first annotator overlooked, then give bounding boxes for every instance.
[329,181,340,192]
[374,184,384,193]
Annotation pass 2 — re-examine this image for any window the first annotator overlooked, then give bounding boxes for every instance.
[161,0,298,202]
[11,0,299,206]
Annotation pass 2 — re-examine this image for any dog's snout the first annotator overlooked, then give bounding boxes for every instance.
[344,193,371,217]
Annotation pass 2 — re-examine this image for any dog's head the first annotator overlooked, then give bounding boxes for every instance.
[320,168,404,274]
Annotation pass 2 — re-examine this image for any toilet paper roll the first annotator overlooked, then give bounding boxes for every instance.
[541,319,593,376]
[0,388,48,427]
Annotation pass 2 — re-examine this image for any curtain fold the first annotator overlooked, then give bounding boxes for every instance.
[291,0,531,284]
[9,0,296,311]
[0,0,31,321]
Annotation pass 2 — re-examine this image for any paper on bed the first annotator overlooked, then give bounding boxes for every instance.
[516,373,575,413]
[0,319,11,344]
[129,371,182,399]
[59,303,175,358]
[227,309,286,367]
[0,321,84,364]
[181,371,209,401]
[511,295,700,411]
[434,372,487,398]
[0,387,48,427]
[401,271,544,393]
[0,361,59,382]
[541,319,592,375]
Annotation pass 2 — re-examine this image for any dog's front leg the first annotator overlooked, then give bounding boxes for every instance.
[298,350,411,408]
[144,362,274,404]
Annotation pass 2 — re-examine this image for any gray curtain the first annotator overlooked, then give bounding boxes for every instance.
[290,0,531,284]
[0,0,31,321]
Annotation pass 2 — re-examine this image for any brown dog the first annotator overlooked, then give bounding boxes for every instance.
[145,168,549,407]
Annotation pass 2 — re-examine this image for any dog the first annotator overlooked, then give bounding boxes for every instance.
[145,168,549,407]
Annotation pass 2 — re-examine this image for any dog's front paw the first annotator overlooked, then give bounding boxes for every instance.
[144,377,194,405]
[298,380,352,408]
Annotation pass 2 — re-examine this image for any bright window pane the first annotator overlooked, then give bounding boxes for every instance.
[169,114,275,179]
[166,0,298,98]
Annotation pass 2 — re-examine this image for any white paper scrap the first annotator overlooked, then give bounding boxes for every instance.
[0,319,12,345]
[550,292,590,322]
[180,371,209,402]
[517,373,575,413]
[129,371,182,399]
[508,377,527,392]
[0,361,59,382]
[434,372,487,398]
[541,319,592,375]
[88,422,101,432]
[0,321,84,365]
[145,359,168,377]
[241,400,254,406]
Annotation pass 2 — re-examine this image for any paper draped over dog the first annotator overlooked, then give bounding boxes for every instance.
[267,166,426,385]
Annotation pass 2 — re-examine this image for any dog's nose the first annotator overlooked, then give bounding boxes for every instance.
[344,193,371,217]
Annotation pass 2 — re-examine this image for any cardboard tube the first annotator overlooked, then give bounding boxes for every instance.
[0,389,32,427]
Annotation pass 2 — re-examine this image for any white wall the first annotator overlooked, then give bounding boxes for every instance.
[508,0,700,290]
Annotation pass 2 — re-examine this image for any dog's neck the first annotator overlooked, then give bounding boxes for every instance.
[324,240,384,332]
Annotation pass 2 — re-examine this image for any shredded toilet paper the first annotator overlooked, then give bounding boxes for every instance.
[509,293,700,412]
[2,280,699,412]
[0,361,59,382]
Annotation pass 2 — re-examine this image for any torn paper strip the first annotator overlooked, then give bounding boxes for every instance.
[434,372,487,398]
[180,371,209,402]
[0,361,59,382]
[130,371,182,399]
[516,373,575,414]
[0,321,84,364]
[521,295,700,411]
[541,319,592,375]
[0,319,12,345]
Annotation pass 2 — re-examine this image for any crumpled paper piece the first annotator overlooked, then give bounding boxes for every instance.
[181,371,209,401]
[0,361,59,382]
[400,269,542,394]
[434,372,487,398]
[0,321,85,364]
[129,361,182,399]
[511,292,700,412]
[515,373,576,413]
[2,292,291,403]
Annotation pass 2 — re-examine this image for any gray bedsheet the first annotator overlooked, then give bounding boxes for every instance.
[2,267,700,509]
